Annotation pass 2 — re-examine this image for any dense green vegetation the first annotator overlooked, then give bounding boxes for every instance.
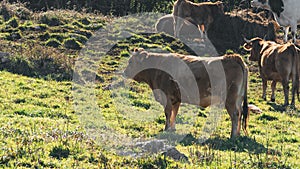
[0,1,299,168]
[3,0,249,15]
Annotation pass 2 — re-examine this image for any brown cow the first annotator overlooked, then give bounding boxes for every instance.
[243,37,299,106]
[124,48,249,138]
[173,0,224,38]
[155,14,200,38]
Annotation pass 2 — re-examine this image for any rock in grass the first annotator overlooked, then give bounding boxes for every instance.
[248,104,262,114]
[134,139,189,162]
[163,147,189,162]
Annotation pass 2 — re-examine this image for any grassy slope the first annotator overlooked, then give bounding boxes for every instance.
[0,3,300,168]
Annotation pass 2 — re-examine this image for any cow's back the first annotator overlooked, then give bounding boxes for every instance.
[179,54,246,107]
[282,0,300,19]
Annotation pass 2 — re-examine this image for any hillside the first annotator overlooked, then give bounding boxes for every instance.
[0,1,300,168]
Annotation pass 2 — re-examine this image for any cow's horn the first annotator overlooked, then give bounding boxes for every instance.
[263,35,267,40]
[243,37,251,43]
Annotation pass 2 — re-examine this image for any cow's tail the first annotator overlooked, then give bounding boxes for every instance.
[242,63,249,136]
[292,45,300,102]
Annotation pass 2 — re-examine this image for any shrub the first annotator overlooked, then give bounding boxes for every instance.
[13,4,32,20]
[63,38,82,50]
[6,17,19,28]
[72,21,85,28]
[50,33,65,42]
[33,24,48,31]
[49,145,70,159]
[72,29,92,38]
[85,23,103,31]
[39,32,50,41]
[69,33,88,44]
[0,2,11,21]
[6,31,22,40]
[40,14,61,26]
[45,38,61,48]
[80,17,91,25]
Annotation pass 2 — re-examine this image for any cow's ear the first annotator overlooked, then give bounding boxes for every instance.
[131,49,148,63]
[137,51,148,62]
[131,48,144,56]
[243,43,252,51]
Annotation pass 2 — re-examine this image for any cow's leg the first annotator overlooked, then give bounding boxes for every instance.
[291,23,297,43]
[281,78,289,106]
[291,74,298,106]
[284,26,289,43]
[271,80,277,102]
[226,101,241,138]
[170,102,180,131]
[174,16,184,38]
[164,100,172,131]
[262,79,267,101]
[197,24,205,39]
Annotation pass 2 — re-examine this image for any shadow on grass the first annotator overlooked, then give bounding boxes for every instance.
[155,131,284,156]
[161,133,268,154]
[267,102,286,112]
[267,102,299,116]
[201,136,267,154]
[155,132,198,146]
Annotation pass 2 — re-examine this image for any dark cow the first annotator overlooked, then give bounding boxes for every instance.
[173,0,224,38]
[243,37,299,106]
[251,0,300,42]
[124,48,249,138]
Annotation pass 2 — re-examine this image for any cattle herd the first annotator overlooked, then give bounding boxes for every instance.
[124,0,300,138]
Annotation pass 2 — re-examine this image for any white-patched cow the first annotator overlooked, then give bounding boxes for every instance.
[251,0,300,42]
[124,48,249,138]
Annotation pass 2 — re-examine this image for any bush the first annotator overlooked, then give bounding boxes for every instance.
[72,21,85,28]
[39,32,50,41]
[0,2,11,21]
[13,4,32,20]
[6,17,18,28]
[72,29,92,38]
[80,17,91,25]
[49,145,70,159]
[50,33,65,42]
[63,38,82,50]
[40,14,61,26]
[6,31,22,40]
[45,38,61,47]
[69,33,88,44]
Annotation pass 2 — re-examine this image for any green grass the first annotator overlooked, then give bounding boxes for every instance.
[0,2,300,168]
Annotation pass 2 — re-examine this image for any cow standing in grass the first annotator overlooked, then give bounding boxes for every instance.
[251,0,300,42]
[243,37,299,106]
[173,0,224,38]
[124,48,249,138]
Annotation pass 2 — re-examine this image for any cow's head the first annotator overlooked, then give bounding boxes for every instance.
[243,37,264,61]
[123,48,148,81]
[251,0,284,17]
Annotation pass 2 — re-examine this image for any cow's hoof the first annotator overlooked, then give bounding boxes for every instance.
[165,128,176,132]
